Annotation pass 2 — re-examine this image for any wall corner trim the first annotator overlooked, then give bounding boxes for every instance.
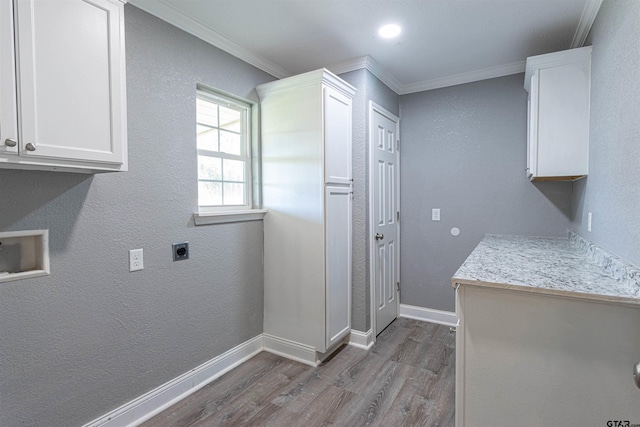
[82,335,264,427]
[399,304,458,327]
[348,329,374,350]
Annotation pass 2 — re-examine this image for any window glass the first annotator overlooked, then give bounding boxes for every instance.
[196,89,251,210]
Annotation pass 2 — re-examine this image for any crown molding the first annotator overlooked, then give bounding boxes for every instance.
[256,68,356,99]
[130,0,599,95]
[570,0,604,48]
[329,56,369,75]
[330,56,403,94]
[399,61,526,94]
[128,0,291,79]
[330,56,526,95]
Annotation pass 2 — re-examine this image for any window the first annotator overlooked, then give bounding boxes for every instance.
[196,89,252,212]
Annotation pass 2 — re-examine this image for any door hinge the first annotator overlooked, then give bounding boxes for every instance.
[396,139,400,151]
[396,281,400,292]
[396,211,400,222]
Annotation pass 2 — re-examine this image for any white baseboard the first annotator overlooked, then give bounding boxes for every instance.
[348,329,374,350]
[399,304,458,327]
[262,334,319,367]
[83,335,264,427]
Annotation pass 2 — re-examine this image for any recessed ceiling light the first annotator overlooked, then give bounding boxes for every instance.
[378,24,401,39]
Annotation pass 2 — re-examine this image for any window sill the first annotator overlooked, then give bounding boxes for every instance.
[193,209,267,226]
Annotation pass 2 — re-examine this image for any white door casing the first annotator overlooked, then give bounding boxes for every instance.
[369,101,400,337]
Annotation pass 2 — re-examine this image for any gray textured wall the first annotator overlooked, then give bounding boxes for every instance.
[338,70,398,332]
[337,69,368,332]
[399,74,573,312]
[0,6,273,426]
[571,0,640,267]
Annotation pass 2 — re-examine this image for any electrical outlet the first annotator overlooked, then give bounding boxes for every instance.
[129,248,143,272]
[173,242,189,261]
[432,208,441,221]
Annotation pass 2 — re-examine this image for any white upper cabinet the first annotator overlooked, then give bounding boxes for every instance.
[0,0,18,157]
[0,0,127,173]
[524,47,591,181]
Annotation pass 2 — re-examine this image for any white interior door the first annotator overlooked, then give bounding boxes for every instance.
[370,102,399,336]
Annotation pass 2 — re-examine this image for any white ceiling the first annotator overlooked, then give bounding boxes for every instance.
[129,0,603,94]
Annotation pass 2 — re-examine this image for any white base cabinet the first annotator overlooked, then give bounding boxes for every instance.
[257,69,355,364]
[455,285,640,426]
[524,47,591,181]
[0,0,127,173]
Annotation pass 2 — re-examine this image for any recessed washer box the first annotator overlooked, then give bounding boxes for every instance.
[0,230,50,283]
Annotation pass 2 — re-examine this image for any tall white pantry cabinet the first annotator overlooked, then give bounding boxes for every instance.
[257,69,355,365]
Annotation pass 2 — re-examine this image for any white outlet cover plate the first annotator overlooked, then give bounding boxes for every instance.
[129,248,144,272]
[432,208,441,221]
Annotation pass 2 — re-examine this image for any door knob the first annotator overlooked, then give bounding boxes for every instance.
[634,362,640,389]
[25,143,36,151]
[4,138,17,147]
[375,232,384,240]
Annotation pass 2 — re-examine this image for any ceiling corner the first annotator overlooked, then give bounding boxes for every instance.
[329,56,402,95]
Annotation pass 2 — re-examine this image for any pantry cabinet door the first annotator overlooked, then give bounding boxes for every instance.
[0,0,18,155]
[15,0,126,165]
[323,86,352,185]
[325,185,352,348]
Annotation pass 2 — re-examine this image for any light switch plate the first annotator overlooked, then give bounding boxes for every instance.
[432,208,441,221]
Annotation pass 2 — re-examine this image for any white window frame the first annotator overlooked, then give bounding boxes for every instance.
[197,88,252,211]
[194,86,266,225]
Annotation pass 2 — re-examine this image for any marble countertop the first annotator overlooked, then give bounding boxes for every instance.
[452,234,640,305]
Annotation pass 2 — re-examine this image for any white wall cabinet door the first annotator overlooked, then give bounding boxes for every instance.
[325,185,352,349]
[14,0,126,167]
[0,0,127,173]
[0,0,18,156]
[524,47,591,181]
[323,87,352,185]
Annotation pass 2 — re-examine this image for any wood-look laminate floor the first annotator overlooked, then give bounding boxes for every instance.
[141,318,455,427]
